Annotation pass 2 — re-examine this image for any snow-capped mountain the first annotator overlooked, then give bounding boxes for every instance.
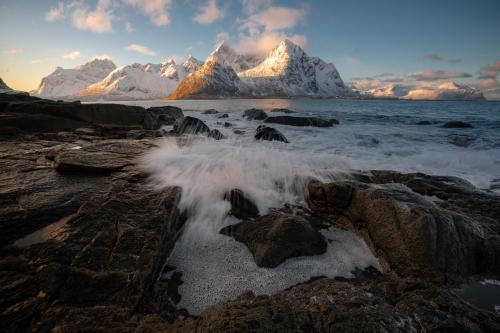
[169,39,354,99]
[403,82,484,100]
[168,60,249,99]
[358,81,484,100]
[364,84,411,98]
[32,58,116,99]
[77,56,202,101]
[239,39,353,97]
[206,42,263,73]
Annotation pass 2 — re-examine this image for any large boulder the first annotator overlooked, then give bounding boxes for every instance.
[306,175,500,277]
[173,116,210,135]
[146,106,184,127]
[220,211,327,268]
[264,116,337,127]
[254,125,289,143]
[244,108,267,120]
[208,129,225,140]
[441,121,474,128]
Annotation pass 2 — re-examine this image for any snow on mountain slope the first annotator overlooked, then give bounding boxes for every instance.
[207,42,263,73]
[77,57,202,101]
[33,58,116,99]
[358,81,484,101]
[403,82,484,100]
[239,39,354,97]
[168,60,249,99]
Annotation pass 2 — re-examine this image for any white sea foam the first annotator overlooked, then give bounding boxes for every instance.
[141,137,380,314]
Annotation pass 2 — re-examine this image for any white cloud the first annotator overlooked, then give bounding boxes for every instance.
[234,31,308,55]
[233,4,310,55]
[30,59,43,64]
[122,0,172,26]
[45,2,65,22]
[125,21,134,32]
[193,0,225,24]
[241,0,274,14]
[409,70,472,81]
[125,44,157,56]
[63,51,82,60]
[478,60,500,79]
[72,0,114,33]
[215,31,230,44]
[93,54,114,61]
[240,5,310,33]
[4,48,24,54]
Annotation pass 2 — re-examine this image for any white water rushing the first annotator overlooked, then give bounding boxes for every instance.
[141,137,380,315]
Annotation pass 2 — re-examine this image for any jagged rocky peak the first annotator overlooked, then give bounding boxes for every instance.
[0,77,12,90]
[206,41,262,72]
[183,55,203,72]
[168,59,248,99]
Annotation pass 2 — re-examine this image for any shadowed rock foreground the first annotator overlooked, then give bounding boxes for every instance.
[0,92,499,332]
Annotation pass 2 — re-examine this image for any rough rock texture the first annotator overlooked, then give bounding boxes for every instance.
[0,131,187,332]
[147,106,184,127]
[264,116,337,127]
[1,94,499,332]
[167,275,500,332]
[306,171,500,277]
[223,189,259,219]
[244,108,268,120]
[255,125,289,143]
[173,116,210,135]
[220,211,327,268]
[208,129,225,140]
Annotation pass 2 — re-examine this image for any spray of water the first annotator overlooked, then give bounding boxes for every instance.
[141,137,380,314]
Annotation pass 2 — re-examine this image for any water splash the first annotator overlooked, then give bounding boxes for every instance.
[141,137,379,314]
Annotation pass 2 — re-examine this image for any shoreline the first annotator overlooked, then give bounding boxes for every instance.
[1,91,499,332]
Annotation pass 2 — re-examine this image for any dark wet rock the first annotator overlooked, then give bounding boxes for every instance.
[203,109,219,114]
[264,116,336,127]
[148,105,183,119]
[173,116,210,135]
[167,274,500,333]
[306,172,500,277]
[441,121,474,128]
[220,212,327,268]
[0,94,157,132]
[208,129,225,140]
[223,189,259,219]
[254,125,289,143]
[233,129,245,135]
[270,108,296,113]
[223,122,232,127]
[146,106,184,127]
[218,113,229,118]
[244,108,267,120]
[53,141,153,173]
[449,134,475,147]
[415,120,436,125]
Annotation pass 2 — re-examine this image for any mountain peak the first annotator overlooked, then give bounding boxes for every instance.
[0,77,12,90]
[272,39,305,58]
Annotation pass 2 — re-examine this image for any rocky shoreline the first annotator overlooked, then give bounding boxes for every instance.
[1,92,499,332]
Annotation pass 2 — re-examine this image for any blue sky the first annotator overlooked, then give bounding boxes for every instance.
[1,0,499,98]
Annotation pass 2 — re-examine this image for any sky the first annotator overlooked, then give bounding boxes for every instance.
[0,0,499,99]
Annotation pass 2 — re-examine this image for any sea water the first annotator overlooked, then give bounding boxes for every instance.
[129,98,500,314]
